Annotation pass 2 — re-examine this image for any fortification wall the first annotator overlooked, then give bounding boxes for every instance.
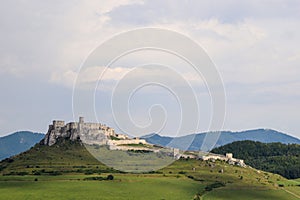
[83,123,101,130]
[66,122,78,130]
[110,139,147,145]
[109,145,152,151]
[53,120,65,128]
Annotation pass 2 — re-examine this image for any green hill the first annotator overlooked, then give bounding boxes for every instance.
[0,138,113,175]
[211,140,300,179]
[1,139,300,199]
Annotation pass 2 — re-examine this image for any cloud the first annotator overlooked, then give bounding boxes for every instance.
[0,0,143,78]
[1,0,300,137]
[51,65,206,92]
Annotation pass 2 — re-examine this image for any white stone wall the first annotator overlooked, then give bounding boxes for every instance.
[116,134,128,139]
[109,139,147,145]
[226,153,233,159]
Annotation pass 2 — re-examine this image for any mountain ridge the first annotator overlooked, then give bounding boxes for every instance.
[142,128,300,151]
[2,128,299,161]
[0,131,44,161]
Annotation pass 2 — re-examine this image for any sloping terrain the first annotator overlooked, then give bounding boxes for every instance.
[1,139,299,199]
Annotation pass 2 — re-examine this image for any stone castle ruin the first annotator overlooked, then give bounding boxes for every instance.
[44,117,147,149]
[200,152,246,167]
[43,117,246,168]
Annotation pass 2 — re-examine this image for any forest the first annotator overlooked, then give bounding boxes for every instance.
[211,140,300,179]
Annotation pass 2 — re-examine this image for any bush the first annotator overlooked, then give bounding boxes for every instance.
[84,176,105,181]
[0,165,6,172]
[83,175,114,181]
[17,171,29,176]
[187,175,194,180]
[48,171,62,176]
[84,170,94,175]
[32,170,41,175]
[4,158,14,163]
[107,174,114,180]
[205,182,225,191]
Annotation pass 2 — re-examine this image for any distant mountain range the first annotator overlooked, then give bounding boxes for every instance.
[0,131,44,160]
[1,129,300,160]
[142,129,300,151]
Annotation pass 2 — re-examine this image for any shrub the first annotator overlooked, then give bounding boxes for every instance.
[107,174,114,180]
[32,170,41,175]
[84,170,94,175]
[4,158,14,163]
[205,182,225,191]
[187,175,194,180]
[84,176,105,181]
[48,171,62,176]
[17,171,29,176]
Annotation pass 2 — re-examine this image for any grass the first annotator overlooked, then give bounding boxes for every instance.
[119,143,150,147]
[0,174,203,200]
[1,140,299,199]
[203,187,300,200]
[85,145,174,172]
[109,136,121,140]
[0,173,299,200]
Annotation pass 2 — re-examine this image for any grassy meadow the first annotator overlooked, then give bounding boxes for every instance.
[0,174,203,200]
[1,160,300,200]
[1,140,299,199]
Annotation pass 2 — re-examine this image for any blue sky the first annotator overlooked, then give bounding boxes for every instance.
[1,0,300,138]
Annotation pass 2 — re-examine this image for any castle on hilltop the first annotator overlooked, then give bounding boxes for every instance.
[43,117,149,151]
[43,117,246,167]
[44,117,133,146]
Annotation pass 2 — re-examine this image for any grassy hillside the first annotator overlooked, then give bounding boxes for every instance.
[211,140,300,179]
[1,139,299,199]
[0,138,113,175]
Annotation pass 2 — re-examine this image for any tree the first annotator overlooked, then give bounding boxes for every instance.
[107,174,114,180]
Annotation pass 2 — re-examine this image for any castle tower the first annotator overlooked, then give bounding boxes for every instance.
[52,120,65,128]
[226,153,233,159]
[79,117,84,124]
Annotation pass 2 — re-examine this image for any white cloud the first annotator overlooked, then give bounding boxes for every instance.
[0,0,143,77]
[51,65,206,92]
[1,0,300,137]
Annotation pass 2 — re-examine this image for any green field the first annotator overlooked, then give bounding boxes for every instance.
[0,174,203,200]
[0,173,299,200]
[1,140,299,199]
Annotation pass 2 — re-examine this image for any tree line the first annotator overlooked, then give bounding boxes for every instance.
[211,140,300,179]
